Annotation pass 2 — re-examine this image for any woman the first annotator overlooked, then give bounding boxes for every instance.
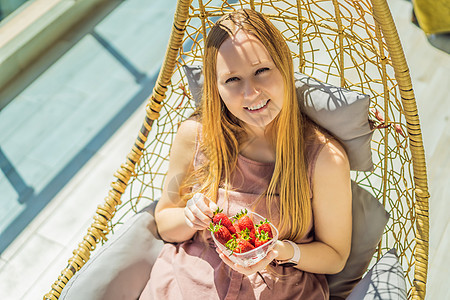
[142,9,352,299]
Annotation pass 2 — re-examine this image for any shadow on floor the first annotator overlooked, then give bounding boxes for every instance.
[0,147,35,205]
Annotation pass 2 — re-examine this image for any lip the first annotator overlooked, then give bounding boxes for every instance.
[244,99,270,113]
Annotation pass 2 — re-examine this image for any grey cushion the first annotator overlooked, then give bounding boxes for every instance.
[184,64,203,107]
[294,72,372,141]
[326,181,390,299]
[60,201,164,300]
[340,133,374,174]
[346,248,407,300]
[182,64,374,171]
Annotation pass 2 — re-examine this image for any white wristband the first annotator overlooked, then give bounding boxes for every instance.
[277,240,301,265]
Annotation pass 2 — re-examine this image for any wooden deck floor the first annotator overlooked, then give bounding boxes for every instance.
[0,0,448,299]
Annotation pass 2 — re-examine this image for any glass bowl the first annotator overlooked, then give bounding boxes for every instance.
[211,210,279,267]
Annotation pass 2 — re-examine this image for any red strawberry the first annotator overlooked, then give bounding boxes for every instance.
[240,227,256,246]
[233,222,241,235]
[233,209,254,233]
[236,238,255,253]
[255,230,271,247]
[256,219,273,238]
[208,223,233,245]
[225,236,255,253]
[213,208,236,235]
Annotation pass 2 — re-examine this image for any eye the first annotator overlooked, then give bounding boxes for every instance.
[255,67,269,75]
[225,77,239,84]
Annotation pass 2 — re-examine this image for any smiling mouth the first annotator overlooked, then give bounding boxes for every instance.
[244,99,270,111]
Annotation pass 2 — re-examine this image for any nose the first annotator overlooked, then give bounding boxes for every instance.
[242,79,260,101]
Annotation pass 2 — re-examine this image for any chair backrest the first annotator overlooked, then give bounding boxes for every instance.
[45,1,430,299]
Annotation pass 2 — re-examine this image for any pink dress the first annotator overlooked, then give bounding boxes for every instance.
[139,131,329,300]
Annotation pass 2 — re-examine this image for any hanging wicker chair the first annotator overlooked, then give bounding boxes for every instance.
[44,0,430,299]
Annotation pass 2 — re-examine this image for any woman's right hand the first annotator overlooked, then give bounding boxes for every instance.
[184,193,219,230]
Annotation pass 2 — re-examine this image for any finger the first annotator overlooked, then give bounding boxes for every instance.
[191,192,203,203]
[188,194,213,221]
[190,202,213,226]
[216,250,254,275]
[184,205,195,221]
[218,252,236,269]
[185,206,209,229]
[216,248,231,263]
[186,194,200,208]
[208,201,219,213]
[261,250,278,265]
[230,251,278,275]
[185,217,206,231]
[184,206,205,227]
[193,194,215,219]
[186,196,210,223]
[184,215,195,228]
[184,207,199,228]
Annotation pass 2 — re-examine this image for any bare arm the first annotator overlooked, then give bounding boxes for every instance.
[154,119,216,243]
[275,139,352,274]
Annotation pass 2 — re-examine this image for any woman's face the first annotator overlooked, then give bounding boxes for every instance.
[216,30,284,133]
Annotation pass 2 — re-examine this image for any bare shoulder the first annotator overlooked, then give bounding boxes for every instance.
[314,138,350,181]
[305,120,349,174]
[173,117,202,151]
[166,117,202,178]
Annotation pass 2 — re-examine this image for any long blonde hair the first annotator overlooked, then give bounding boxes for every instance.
[182,9,311,241]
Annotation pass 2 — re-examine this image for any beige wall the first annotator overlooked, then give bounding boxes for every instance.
[0,0,110,109]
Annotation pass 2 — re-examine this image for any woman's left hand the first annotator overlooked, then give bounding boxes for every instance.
[216,248,279,276]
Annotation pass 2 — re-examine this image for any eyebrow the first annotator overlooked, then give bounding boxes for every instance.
[220,71,236,76]
[218,60,272,77]
[217,71,236,80]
